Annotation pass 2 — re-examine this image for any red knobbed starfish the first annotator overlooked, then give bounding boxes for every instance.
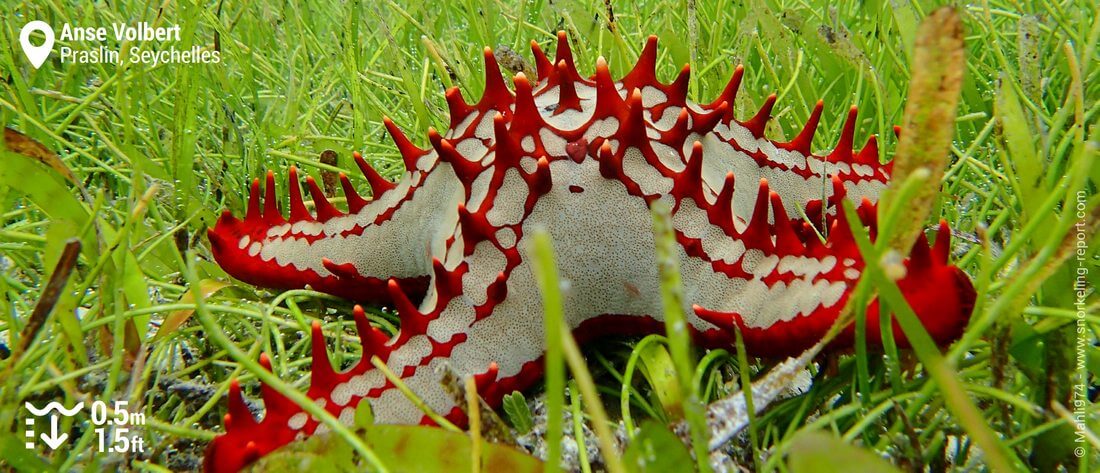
[204,33,975,471]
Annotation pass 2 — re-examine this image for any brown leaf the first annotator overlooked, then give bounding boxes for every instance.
[885,7,965,252]
[439,363,517,446]
[122,318,143,369]
[319,149,339,196]
[3,127,76,184]
[16,239,81,356]
[494,45,535,79]
[152,280,230,342]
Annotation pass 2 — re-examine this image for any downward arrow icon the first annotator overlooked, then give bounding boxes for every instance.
[40,415,67,450]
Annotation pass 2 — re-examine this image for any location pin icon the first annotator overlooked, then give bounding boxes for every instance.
[20,21,55,69]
